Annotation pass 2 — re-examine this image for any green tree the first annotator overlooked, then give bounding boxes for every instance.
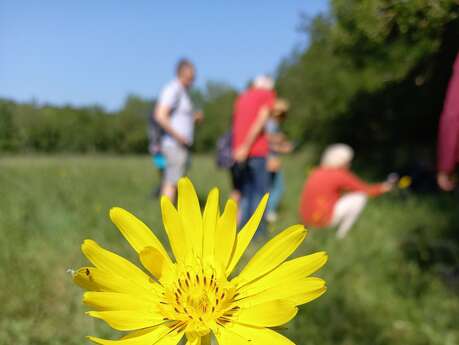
[277,0,459,169]
[194,82,238,152]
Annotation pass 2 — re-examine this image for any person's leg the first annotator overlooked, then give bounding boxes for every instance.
[238,162,253,226]
[161,146,188,203]
[331,192,367,239]
[267,170,284,222]
[229,164,242,204]
[150,155,164,199]
[253,157,269,201]
[161,183,176,201]
[152,168,164,199]
[248,157,269,233]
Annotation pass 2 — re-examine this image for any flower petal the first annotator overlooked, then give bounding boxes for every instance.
[83,292,156,311]
[185,335,200,345]
[81,240,152,286]
[73,267,160,296]
[161,196,189,263]
[120,328,156,340]
[214,199,237,269]
[202,188,220,260]
[286,286,327,306]
[177,177,203,256]
[214,323,294,345]
[235,300,297,327]
[186,333,211,345]
[73,267,101,291]
[109,207,170,262]
[88,324,183,345]
[236,251,328,297]
[235,225,307,285]
[139,246,174,280]
[226,194,269,276]
[86,310,165,331]
[237,277,326,307]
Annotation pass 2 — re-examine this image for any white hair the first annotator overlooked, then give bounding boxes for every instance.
[321,144,354,168]
[253,75,274,90]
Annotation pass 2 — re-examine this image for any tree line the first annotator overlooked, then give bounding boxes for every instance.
[0,82,237,154]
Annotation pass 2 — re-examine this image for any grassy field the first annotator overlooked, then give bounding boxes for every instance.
[1,154,458,345]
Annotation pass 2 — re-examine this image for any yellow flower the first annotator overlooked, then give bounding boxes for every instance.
[398,176,412,189]
[73,177,327,345]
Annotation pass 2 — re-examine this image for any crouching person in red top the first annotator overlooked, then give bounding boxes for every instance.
[299,144,392,239]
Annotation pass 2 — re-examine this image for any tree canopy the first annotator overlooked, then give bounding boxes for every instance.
[277,0,459,168]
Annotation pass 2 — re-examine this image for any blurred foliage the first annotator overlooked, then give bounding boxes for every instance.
[277,0,459,169]
[0,81,237,154]
[193,82,238,152]
[0,98,121,153]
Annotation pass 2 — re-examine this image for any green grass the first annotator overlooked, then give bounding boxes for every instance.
[0,154,458,345]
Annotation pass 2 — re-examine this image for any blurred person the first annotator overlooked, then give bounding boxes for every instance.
[226,81,257,207]
[155,59,203,201]
[265,98,293,223]
[149,155,166,198]
[300,144,392,238]
[232,75,276,228]
[216,130,243,204]
[216,81,257,208]
[437,53,459,191]
[147,109,166,198]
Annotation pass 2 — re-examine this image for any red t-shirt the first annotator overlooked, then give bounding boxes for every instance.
[232,88,276,157]
[299,167,385,228]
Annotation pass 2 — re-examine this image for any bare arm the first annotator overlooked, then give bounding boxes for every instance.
[270,141,294,154]
[267,132,294,154]
[154,104,189,147]
[194,110,204,124]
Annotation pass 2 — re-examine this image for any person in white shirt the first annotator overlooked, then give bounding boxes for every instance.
[155,59,203,201]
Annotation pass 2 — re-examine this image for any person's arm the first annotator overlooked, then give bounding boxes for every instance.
[154,104,189,147]
[194,110,204,124]
[340,170,391,196]
[437,55,459,191]
[268,133,294,154]
[233,105,271,162]
[154,86,190,147]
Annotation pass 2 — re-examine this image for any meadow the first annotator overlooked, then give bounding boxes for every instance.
[0,154,458,345]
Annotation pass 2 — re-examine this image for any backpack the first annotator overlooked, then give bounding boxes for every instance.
[216,131,234,169]
[147,111,163,155]
[148,89,183,154]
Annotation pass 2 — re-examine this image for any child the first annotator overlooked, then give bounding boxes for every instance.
[266,99,293,223]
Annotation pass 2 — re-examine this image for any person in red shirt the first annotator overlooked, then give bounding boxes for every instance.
[437,53,459,191]
[232,75,276,227]
[300,144,392,238]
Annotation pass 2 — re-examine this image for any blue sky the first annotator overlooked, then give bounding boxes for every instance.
[0,1,328,111]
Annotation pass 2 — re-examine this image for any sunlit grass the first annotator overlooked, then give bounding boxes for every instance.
[0,154,458,345]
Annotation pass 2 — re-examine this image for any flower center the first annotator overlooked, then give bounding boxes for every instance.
[161,267,239,335]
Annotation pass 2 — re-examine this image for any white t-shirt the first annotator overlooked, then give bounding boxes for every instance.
[158,79,195,148]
